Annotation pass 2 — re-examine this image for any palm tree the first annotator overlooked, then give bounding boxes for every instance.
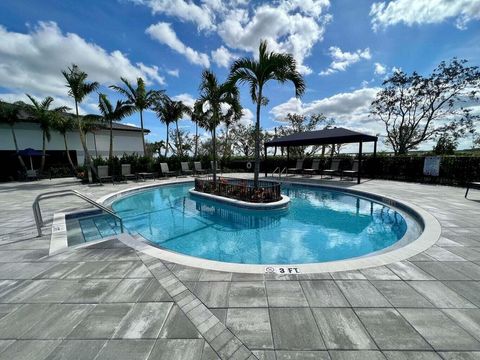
[152,95,191,157]
[25,95,69,172]
[197,70,241,183]
[52,114,77,173]
[98,93,135,160]
[62,64,99,178]
[222,100,242,159]
[110,77,161,155]
[81,115,102,158]
[0,101,27,170]
[229,40,305,187]
[191,101,205,159]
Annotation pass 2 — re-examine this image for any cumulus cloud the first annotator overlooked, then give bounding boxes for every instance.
[0,21,164,99]
[270,88,380,129]
[167,68,180,77]
[239,108,254,126]
[320,47,371,76]
[211,46,237,68]
[146,22,210,67]
[172,93,196,108]
[370,0,480,31]
[374,62,387,75]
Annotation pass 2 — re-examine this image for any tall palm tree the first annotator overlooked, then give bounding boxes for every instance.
[98,93,135,160]
[191,101,205,159]
[81,115,102,158]
[25,95,69,172]
[152,95,191,157]
[197,70,241,183]
[52,114,77,173]
[229,40,305,187]
[0,101,27,170]
[221,100,242,159]
[110,77,161,155]
[62,64,99,178]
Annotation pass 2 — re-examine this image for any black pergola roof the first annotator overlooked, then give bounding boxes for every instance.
[265,127,377,147]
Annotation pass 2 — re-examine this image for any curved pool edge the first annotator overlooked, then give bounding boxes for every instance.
[96,179,442,274]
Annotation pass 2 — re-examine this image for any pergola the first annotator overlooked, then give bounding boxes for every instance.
[264,127,378,184]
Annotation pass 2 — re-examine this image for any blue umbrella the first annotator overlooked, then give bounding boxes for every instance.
[18,148,44,170]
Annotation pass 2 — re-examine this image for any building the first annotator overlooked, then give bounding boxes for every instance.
[0,101,148,180]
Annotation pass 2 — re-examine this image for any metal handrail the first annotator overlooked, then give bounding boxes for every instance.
[271,167,280,177]
[33,189,124,237]
[279,167,287,178]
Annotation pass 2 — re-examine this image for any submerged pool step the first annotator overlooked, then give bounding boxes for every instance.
[67,213,122,245]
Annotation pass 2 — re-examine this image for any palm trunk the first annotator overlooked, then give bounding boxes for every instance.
[63,134,77,175]
[194,120,198,159]
[10,126,26,170]
[76,101,95,181]
[93,132,98,158]
[140,110,146,155]
[223,125,229,159]
[253,87,262,188]
[109,120,113,161]
[164,123,169,157]
[175,120,182,157]
[40,131,46,173]
[212,126,217,185]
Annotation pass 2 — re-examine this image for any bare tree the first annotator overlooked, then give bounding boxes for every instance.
[370,59,479,155]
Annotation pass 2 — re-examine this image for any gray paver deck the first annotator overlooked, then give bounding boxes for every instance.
[1,176,480,358]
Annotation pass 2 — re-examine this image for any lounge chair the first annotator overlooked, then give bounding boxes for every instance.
[194,162,207,175]
[121,164,137,181]
[26,169,38,181]
[211,161,221,173]
[181,162,194,176]
[465,182,480,198]
[97,165,114,184]
[288,159,304,175]
[342,160,359,180]
[322,159,341,178]
[160,163,176,177]
[303,159,321,177]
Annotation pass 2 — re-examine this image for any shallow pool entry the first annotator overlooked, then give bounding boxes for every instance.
[111,182,422,264]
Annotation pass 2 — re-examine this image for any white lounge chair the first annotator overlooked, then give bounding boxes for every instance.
[97,165,114,184]
[181,162,193,176]
[160,163,176,177]
[322,159,341,178]
[288,159,304,175]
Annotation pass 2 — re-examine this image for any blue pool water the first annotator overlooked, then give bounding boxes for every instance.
[111,183,422,264]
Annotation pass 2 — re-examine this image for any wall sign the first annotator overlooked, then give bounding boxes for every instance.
[423,156,441,176]
[265,266,301,274]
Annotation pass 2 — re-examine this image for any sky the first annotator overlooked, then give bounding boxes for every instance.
[0,0,479,152]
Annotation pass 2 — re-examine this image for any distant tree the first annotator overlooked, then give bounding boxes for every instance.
[197,70,241,183]
[110,77,161,154]
[277,113,334,156]
[371,58,480,155]
[152,95,191,157]
[97,93,135,160]
[229,40,305,187]
[25,95,69,172]
[190,101,204,159]
[51,114,77,172]
[62,64,99,175]
[432,133,457,155]
[0,101,27,170]
[222,102,242,159]
[230,123,256,157]
[146,140,166,157]
[81,115,103,158]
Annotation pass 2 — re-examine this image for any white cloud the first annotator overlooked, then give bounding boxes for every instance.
[0,21,164,99]
[239,108,254,126]
[167,68,180,77]
[133,0,215,31]
[146,22,210,67]
[320,47,371,76]
[370,0,480,31]
[211,46,236,68]
[374,62,387,75]
[172,93,195,108]
[0,92,88,115]
[270,88,380,130]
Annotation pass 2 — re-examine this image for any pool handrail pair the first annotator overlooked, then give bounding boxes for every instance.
[32,189,123,237]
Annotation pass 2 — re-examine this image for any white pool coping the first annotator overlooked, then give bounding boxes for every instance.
[97,179,442,274]
[189,189,290,209]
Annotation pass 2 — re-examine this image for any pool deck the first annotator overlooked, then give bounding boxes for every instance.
[1,174,480,360]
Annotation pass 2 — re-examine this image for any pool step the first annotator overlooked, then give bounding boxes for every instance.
[67,213,122,246]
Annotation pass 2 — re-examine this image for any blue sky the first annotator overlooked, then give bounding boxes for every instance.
[0,0,479,151]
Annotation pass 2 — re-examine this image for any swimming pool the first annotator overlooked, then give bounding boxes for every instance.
[111,182,423,265]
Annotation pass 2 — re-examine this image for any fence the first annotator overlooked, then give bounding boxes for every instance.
[194,176,282,203]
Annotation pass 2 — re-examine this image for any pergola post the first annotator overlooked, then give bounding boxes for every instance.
[264,144,268,178]
[358,141,363,184]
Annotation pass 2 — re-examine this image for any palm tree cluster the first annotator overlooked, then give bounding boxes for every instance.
[1,39,304,187]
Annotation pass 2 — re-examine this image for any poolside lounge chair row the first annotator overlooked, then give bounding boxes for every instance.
[288,159,359,180]
[96,161,217,184]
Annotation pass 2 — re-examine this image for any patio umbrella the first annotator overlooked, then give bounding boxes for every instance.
[18,148,44,170]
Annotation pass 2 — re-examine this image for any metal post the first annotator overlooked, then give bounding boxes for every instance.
[358,141,363,184]
[264,144,268,178]
[373,139,377,179]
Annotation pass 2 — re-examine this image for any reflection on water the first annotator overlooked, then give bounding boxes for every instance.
[112,183,421,264]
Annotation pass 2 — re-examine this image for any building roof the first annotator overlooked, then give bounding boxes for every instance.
[0,100,149,133]
[265,127,377,147]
